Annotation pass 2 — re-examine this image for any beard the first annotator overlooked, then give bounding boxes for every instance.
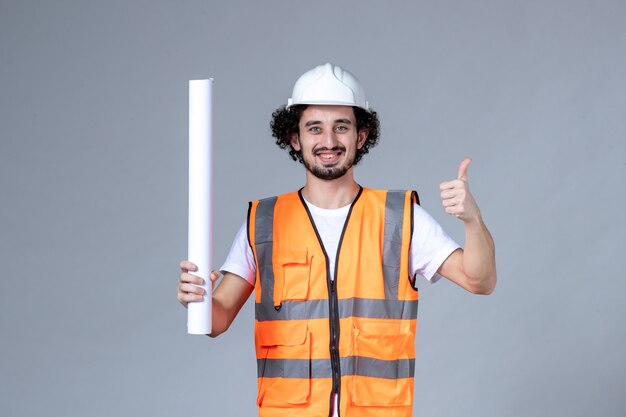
[302,146,355,181]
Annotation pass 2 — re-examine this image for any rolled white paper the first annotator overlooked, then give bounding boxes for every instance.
[187,79,213,335]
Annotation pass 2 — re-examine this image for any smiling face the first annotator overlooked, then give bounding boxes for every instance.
[290,105,369,181]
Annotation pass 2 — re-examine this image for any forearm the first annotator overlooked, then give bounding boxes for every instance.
[206,272,254,338]
[207,296,234,337]
[462,213,496,294]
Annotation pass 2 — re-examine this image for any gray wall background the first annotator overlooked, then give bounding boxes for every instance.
[1,1,625,416]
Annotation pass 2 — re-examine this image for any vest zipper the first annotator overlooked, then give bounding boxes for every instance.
[328,277,340,417]
[298,187,363,417]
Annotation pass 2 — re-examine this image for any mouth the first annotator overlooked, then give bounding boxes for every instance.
[314,148,344,165]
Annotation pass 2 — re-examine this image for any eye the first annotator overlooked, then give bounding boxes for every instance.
[308,126,321,133]
[335,125,349,133]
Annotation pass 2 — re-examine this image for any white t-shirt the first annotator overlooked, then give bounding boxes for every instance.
[220,200,460,286]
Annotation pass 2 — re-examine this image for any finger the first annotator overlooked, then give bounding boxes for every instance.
[178,291,204,304]
[439,180,456,191]
[440,189,463,199]
[445,205,461,216]
[442,198,461,208]
[439,179,464,191]
[180,260,198,272]
[457,157,472,181]
[179,272,205,285]
[180,283,206,295]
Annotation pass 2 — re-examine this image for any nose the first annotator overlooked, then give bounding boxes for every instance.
[319,130,339,148]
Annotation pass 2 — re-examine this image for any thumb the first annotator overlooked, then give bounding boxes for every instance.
[210,270,221,283]
[457,157,472,180]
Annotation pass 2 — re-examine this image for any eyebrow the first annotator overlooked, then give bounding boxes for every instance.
[304,119,353,127]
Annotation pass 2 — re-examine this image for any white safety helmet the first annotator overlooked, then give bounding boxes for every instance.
[286,63,370,111]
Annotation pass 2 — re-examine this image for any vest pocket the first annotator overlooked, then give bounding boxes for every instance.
[350,328,414,407]
[256,321,311,408]
[275,248,310,304]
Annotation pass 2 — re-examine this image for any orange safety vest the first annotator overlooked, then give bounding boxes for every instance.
[248,187,420,417]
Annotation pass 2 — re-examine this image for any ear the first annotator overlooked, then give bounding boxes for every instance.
[290,133,301,151]
[357,130,369,149]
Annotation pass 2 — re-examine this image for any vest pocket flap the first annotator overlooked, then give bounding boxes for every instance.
[353,329,413,360]
[275,247,309,265]
[256,320,308,347]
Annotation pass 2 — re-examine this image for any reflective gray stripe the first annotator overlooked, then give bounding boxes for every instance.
[383,191,406,300]
[340,298,417,320]
[256,299,329,321]
[256,298,417,321]
[254,197,277,305]
[258,357,415,379]
[350,356,414,379]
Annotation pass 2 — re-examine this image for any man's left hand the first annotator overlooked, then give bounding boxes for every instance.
[439,157,481,223]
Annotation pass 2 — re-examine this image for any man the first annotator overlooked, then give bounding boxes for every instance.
[177,63,496,417]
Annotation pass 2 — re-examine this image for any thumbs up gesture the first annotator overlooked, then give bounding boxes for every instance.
[439,158,480,223]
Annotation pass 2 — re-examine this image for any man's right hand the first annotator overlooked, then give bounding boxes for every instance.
[177,260,221,308]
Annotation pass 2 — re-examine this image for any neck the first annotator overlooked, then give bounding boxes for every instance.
[300,169,360,209]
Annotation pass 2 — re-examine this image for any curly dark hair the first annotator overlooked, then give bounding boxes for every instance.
[270,105,380,165]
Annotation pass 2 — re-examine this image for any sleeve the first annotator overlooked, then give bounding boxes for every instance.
[219,221,257,286]
[409,204,461,284]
